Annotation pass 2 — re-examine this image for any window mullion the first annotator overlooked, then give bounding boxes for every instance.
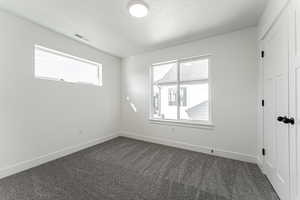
[177,61,180,121]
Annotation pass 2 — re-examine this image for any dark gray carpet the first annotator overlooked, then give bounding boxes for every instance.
[0,137,279,200]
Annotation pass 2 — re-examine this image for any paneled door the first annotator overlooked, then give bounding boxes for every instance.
[263,8,291,200]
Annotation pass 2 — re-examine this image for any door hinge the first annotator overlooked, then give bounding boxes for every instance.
[262,148,266,156]
[262,99,265,107]
[261,51,265,58]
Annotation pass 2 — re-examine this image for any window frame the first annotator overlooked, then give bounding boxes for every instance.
[149,55,213,128]
[34,45,102,87]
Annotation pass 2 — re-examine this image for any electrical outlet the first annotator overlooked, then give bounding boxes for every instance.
[171,127,175,132]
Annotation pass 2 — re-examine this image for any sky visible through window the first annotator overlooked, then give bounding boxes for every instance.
[35,46,102,86]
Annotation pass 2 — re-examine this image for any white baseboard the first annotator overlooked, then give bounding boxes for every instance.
[257,157,265,174]
[120,131,257,164]
[0,134,118,180]
[0,132,258,180]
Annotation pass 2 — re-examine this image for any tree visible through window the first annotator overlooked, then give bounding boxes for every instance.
[151,57,211,123]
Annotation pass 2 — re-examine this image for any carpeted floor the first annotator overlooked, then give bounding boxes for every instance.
[0,137,279,200]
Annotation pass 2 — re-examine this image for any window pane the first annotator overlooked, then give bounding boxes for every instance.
[180,59,208,82]
[152,85,177,120]
[179,83,209,121]
[35,46,102,86]
[153,62,177,84]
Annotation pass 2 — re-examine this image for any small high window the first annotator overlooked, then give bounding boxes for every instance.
[34,45,102,86]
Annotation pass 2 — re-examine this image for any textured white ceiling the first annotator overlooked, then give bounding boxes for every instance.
[0,0,267,58]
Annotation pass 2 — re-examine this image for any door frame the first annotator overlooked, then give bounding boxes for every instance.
[260,2,298,200]
[288,0,299,199]
[258,42,265,174]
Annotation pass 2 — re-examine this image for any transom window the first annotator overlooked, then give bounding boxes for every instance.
[34,45,102,86]
[150,57,212,125]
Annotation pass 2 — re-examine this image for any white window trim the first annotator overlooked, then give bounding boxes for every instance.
[149,55,214,128]
[34,45,103,87]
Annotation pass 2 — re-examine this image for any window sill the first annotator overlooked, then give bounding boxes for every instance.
[35,76,102,87]
[149,119,215,129]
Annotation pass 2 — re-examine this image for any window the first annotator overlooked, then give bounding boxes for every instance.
[168,88,177,106]
[150,57,211,125]
[34,45,102,86]
[168,87,187,106]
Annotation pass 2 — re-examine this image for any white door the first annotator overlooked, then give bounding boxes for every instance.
[263,9,291,200]
[289,1,300,199]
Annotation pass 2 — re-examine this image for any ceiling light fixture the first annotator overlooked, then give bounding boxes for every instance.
[128,0,149,18]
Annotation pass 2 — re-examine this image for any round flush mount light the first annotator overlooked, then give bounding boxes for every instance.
[128,0,149,18]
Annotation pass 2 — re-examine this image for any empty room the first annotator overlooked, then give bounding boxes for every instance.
[0,0,299,199]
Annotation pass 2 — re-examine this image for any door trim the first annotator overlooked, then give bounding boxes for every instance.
[288,1,299,199]
[261,4,292,199]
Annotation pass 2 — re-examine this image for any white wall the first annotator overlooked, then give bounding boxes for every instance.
[0,10,121,177]
[121,27,259,162]
[258,0,289,39]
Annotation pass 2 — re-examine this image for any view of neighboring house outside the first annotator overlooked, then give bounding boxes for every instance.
[151,57,210,122]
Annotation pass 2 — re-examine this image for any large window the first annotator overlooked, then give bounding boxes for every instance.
[150,57,211,125]
[34,45,102,86]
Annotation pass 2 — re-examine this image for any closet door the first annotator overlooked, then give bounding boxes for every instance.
[289,1,300,199]
[263,9,291,200]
